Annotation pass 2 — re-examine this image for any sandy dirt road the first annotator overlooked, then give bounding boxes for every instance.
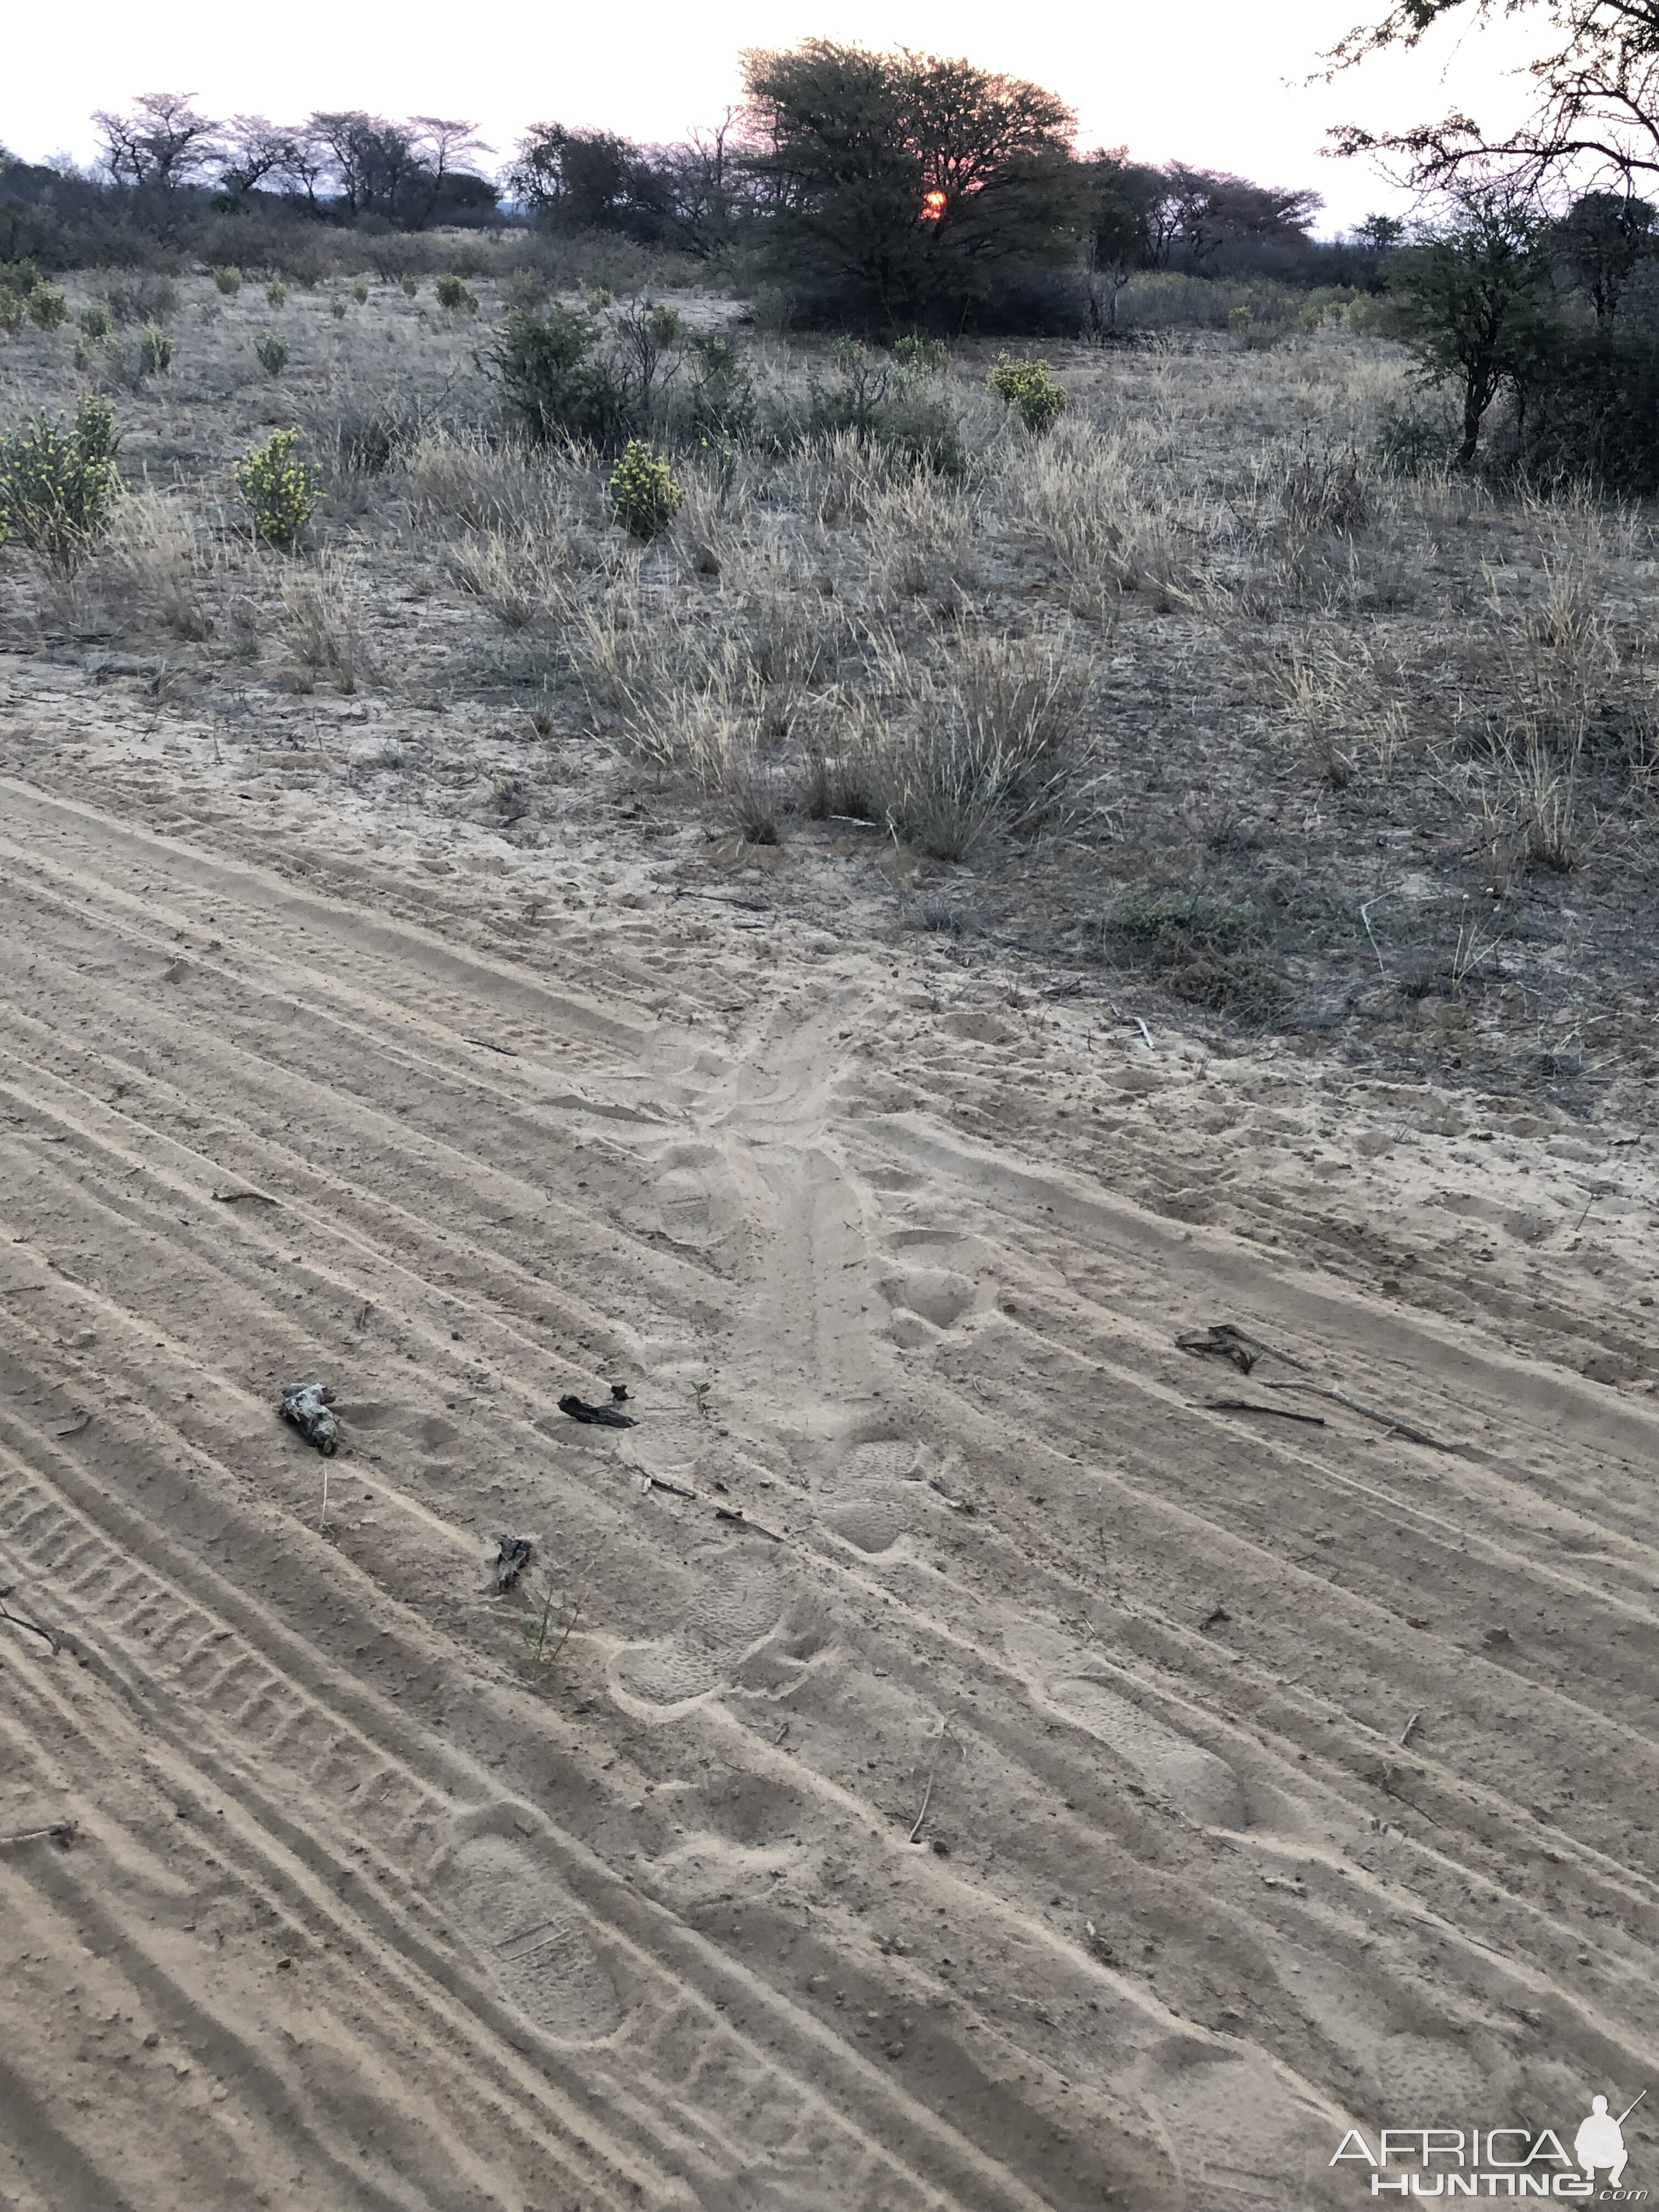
[2,768,1657,2212]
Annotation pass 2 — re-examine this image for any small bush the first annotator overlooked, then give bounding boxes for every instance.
[255,329,289,376]
[0,394,122,573]
[988,353,1066,433]
[265,279,287,309]
[487,304,636,448]
[352,278,370,305]
[27,285,68,332]
[1227,305,1254,335]
[1104,886,1280,1016]
[138,324,174,375]
[235,428,320,551]
[330,297,348,321]
[77,301,112,341]
[435,273,478,315]
[106,274,180,326]
[212,265,242,297]
[799,345,968,477]
[894,332,949,376]
[1376,410,1451,478]
[400,275,419,298]
[585,286,614,312]
[0,288,27,338]
[607,439,684,539]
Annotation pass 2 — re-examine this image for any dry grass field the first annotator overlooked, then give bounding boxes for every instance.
[2,269,1657,2211]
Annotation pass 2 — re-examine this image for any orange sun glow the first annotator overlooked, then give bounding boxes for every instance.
[921,190,947,221]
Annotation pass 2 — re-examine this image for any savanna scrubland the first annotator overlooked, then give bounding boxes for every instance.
[2,41,1658,2212]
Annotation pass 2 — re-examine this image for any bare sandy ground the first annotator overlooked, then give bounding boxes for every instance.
[2,719,1657,2210]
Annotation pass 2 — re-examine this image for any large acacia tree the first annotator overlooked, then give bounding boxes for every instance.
[739,41,1085,325]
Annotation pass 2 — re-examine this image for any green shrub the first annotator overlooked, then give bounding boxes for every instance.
[682,333,757,447]
[138,324,174,375]
[435,273,478,315]
[26,285,68,332]
[352,278,369,305]
[265,279,287,309]
[212,265,242,297]
[607,439,684,539]
[400,275,419,298]
[254,329,290,376]
[487,304,636,448]
[1227,304,1254,335]
[77,301,112,340]
[106,274,180,326]
[585,286,614,312]
[0,394,121,573]
[329,296,347,321]
[234,427,320,551]
[801,342,968,476]
[987,353,1066,433]
[0,289,27,338]
[894,332,949,376]
[1375,410,1451,477]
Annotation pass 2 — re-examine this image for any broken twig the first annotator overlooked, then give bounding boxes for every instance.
[1400,1710,1422,1750]
[1263,1380,1447,1451]
[1205,1397,1327,1426]
[0,1592,62,1656]
[714,1506,783,1541]
[0,1820,76,1850]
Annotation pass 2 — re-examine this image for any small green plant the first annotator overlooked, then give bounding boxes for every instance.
[1297,302,1323,335]
[0,288,25,338]
[138,324,174,375]
[0,394,121,573]
[26,285,68,331]
[264,279,287,309]
[585,286,614,312]
[352,277,369,305]
[77,301,112,341]
[254,328,290,376]
[987,353,1066,433]
[1375,409,1451,477]
[607,439,684,539]
[329,296,348,320]
[234,427,320,551]
[894,332,949,376]
[400,274,419,298]
[212,264,242,297]
[1227,304,1254,335]
[435,272,478,315]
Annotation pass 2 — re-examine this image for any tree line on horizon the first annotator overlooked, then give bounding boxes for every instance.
[0,44,1387,326]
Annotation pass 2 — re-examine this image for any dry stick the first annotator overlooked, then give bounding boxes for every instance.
[907,1717,963,1845]
[0,1595,61,1655]
[1264,1379,1448,1452]
[318,1460,331,1535]
[1400,1710,1423,1749]
[1359,894,1393,978]
[0,1820,75,1849]
[1206,1397,1327,1426]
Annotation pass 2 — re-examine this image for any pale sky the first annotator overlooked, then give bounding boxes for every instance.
[2,0,1541,235]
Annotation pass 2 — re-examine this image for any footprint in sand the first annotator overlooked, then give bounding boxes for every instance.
[816,1437,923,1558]
[1008,1627,1251,1829]
[439,1824,620,2042]
[1146,2052,1344,2210]
[611,1545,786,1708]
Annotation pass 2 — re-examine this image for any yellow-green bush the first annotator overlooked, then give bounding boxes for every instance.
[254,328,289,376]
[77,301,112,340]
[435,273,478,316]
[352,278,369,304]
[0,394,121,572]
[212,265,242,296]
[987,353,1066,433]
[26,285,68,331]
[0,289,24,337]
[1227,304,1254,335]
[607,439,684,539]
[265,279,287,309]
[138,324,174,374]
[234,428,319,551]
[400,275,419,298]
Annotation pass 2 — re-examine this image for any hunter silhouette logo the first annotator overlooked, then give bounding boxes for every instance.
[1330,2089,1647,2198]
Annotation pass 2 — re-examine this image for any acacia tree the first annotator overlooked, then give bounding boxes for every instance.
[1391,188,1561,456]
[1330,0,1659,195]
[92,93,219,192]
[739,40,1085,325]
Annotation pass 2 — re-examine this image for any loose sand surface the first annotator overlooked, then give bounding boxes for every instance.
[2,726,1657,2211]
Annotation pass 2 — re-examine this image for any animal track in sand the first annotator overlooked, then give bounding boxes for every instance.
[610,1544,788,1708]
